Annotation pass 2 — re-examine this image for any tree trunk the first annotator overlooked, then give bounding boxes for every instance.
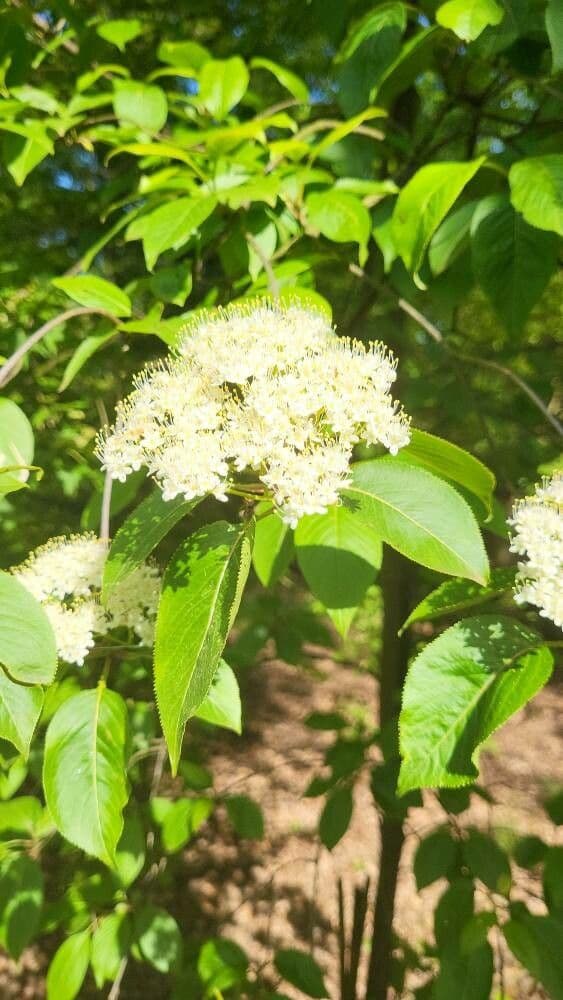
[366,546,413,1000]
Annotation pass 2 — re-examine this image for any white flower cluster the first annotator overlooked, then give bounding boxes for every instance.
[97,301,410,526]
[13,534,160,665]
[509,473,563,630]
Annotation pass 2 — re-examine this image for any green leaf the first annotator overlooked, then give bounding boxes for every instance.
[392,158,484,283]
[114,809,145,887]
[198,938,248,992]
[0,796,45,838]
[0,854,43,959]
[0,571,57,685]
[414,829,460,889]
[53,275,131,317]
[127,195,217,270]
[0,399,34,495]
[274,949,328,999]
[3,130,52,186]
[97,18,143,51]
[306,190,371,264]
[150,264,192,306]
[196,660,242,734]
[225,795,264,839]
[399,616,553,793]
[463,829,512,893]
[102,489,198,605]
[0,665,44,757]
[155,520,253,773]
[436,0,504,42]
[43,687,129,866]
[199,57,249,120]
[429,200,478,276]
[91,911,131,988]
[113,80,168,132]
[46,930,91,1000]
[460,912,497,954]
[151,796,213,853]
[544,847,563,914]
[393,428,495,516]
[252,502,294,587]
[435,877,474,950]
[134,904,182,973]
[400,567,515,633]
[471,195,558,336]
[504,908,563,1000]
[337,2,407,62]
[434,943,494,1000]
[250,57,308,102]
[157,39,210,68]
[58,329,116,392]
[345,459,489,584]
[509,155,563,237]
[295,505,382,636]
[546,0,563,73]
[545,789,563,825]
[513,835,547,869]
[319,786,354,850]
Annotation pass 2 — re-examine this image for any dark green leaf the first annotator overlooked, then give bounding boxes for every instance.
[544,847,563,915]
[471,195,558,336]
[275,949,328,999]
[319,786,353,850]
[414,829,460,889]
[462,829,512,893]
[225,795,264,839]
[504,908,563,1000]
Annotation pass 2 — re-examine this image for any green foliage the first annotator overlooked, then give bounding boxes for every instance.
[43,687,129,867]
[154,520,253,773]
[0,2,560,997]
[346,459,489,583]
[399,617,553,792]
[0,572,57,685]
[274,948,328,998]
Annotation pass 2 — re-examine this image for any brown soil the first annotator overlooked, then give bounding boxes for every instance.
[1,655,561,1000]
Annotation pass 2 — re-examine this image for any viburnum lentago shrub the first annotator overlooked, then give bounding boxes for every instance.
[97,301,411,527]
[509,473,563,629]
[12,534,160,664]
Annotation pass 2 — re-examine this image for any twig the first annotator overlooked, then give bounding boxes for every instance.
[0,307,117,388]
[100,469,113,541]
[245,232,280,296]
[107,957,128,1000]
[397,297,443,343]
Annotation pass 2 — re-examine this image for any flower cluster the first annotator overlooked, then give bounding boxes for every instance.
[12,534,160,665]
[97,301,410,526]
[509,473,563,630]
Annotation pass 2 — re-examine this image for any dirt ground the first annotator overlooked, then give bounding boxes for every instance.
[2,653,562,999]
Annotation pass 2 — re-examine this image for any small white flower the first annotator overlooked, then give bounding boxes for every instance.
[509,473,563,630]
[12,534,161,665]
[97,300,411,525]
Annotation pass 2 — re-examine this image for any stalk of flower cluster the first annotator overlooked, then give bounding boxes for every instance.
[12,534,160,665]
[96,301,411,526]
[509,473,563,630]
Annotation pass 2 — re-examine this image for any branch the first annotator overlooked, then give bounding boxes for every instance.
[0,307,118,388]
